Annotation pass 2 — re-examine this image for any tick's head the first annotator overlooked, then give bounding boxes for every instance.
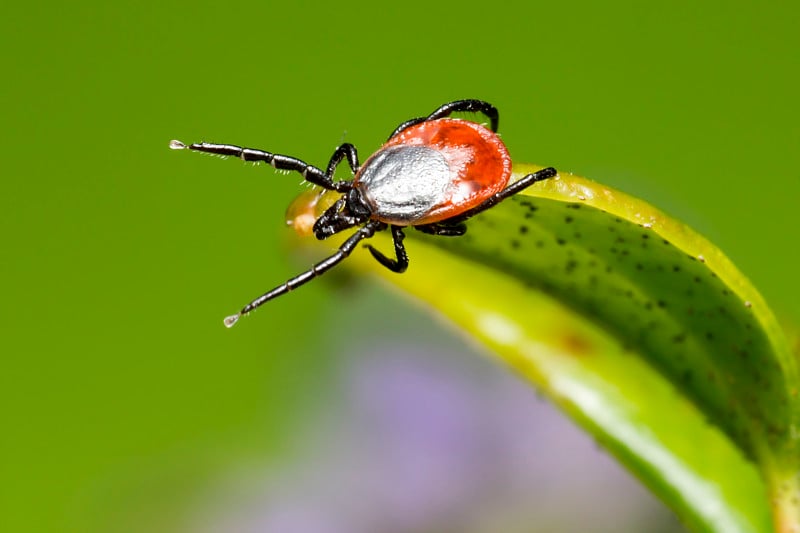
[344,187,372,219]
[311,188,372,240]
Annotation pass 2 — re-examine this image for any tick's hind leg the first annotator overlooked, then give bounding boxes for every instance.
[424,100,499,132]
[364,225,409,273]
[388,99,500,139]
[443,167,559,225]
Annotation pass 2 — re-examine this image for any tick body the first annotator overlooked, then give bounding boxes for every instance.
[170,100,557,327]
[356,119,512,225]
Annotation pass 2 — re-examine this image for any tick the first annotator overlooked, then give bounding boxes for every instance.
[170,99,557,327]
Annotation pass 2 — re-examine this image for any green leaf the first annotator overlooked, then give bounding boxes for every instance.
[287,165,800,532]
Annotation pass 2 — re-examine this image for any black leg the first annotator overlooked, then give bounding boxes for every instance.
[223,220,386,327]
[414,222,467,237]
[387,117,426,140]
[169,140,351,193]
[389,99,500,139]
[364,225,409,273]
[425,100,499,132]
[443,167,558,224]
[325,143,360,177]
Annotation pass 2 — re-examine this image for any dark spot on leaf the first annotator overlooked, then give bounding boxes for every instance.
[644,302,653,310]
[636,263,644,270]
[673,333,686,343]
[663,239,670,245]
[642,233,650,240]
[657,300,666,308]
[556,238,566,246]
[687,254,696,261]
[605,265,613,273]
[510,239,520,250]
[615,236,626,244]
[694,276,701,283]
[524,212,534,220]
[722,289,729,296]
[565,259,578,273]
[519,225,529,235]
[621,250,629,256]
[565,216,574,223]
[536,240,544,248]
[706,331,714,340]
[573,232,582,239]
[683,370,693,383]
[673,265,681,272]
[615,218,623,223]
[566,203,581,209]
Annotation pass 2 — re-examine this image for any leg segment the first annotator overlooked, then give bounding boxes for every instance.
[364,225,409,273]
[389,99,500,139]
[387,117,426,140]
[325,143,360,177]
[175,141,351,192]
[443,167,558,225]
[424,100,499,132]
[223,220,386,327]
[414,222,467,237]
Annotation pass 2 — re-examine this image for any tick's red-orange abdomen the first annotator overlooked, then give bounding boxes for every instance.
[354,118,512,225]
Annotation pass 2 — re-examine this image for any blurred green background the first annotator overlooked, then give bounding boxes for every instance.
[3,2,798,532]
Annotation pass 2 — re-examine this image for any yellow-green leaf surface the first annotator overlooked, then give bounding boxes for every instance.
[286,165,800,532]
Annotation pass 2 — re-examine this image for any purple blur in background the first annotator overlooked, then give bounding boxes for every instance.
[193,337,682,533]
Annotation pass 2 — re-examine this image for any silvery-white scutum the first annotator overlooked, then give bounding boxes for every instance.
[356,145,451,223]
